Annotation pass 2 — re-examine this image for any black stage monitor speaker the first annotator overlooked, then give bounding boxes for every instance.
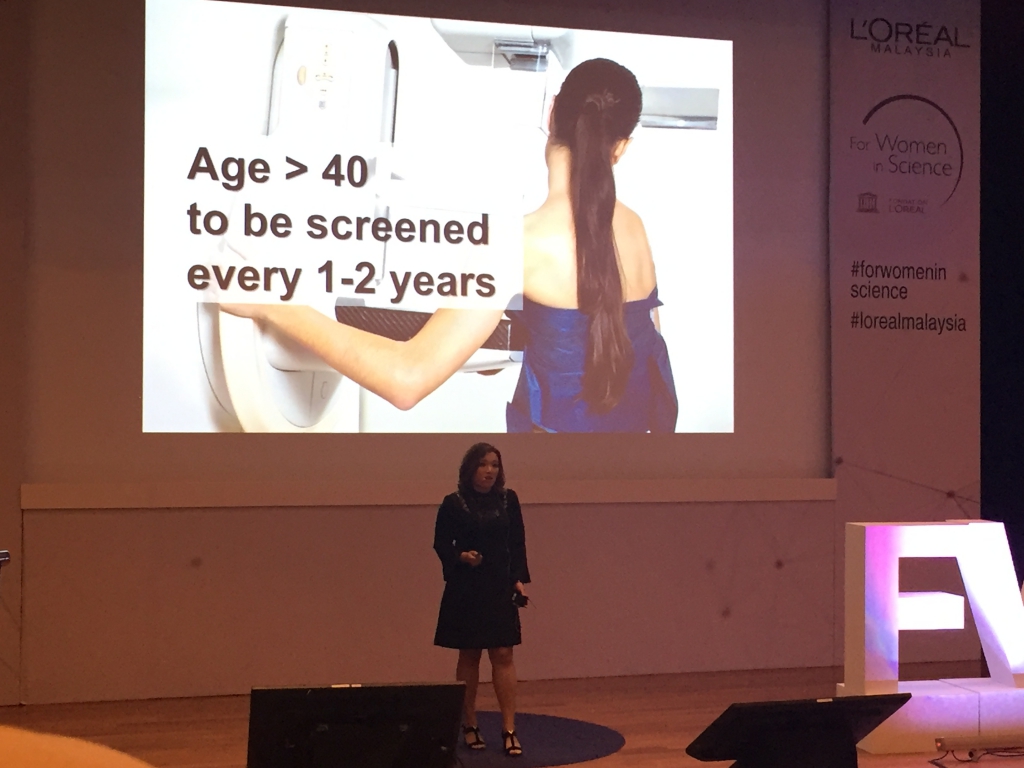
[686,692,911,768]
[246,682,465,768]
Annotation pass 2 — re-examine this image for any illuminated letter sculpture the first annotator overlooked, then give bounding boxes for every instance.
[840,521,1024,753]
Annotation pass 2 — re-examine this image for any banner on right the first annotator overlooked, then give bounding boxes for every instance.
[830,0,980,530]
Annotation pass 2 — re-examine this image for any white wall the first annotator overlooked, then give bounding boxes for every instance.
[22,501,837,703]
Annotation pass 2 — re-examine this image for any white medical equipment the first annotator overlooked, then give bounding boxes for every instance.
[429,21,721,130]
[199,12,400,432]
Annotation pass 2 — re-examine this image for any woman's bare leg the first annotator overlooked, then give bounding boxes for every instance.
[488,646,517,733]
[456,649,484,727]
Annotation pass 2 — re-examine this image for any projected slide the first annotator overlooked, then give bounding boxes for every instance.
[143,0,733,433]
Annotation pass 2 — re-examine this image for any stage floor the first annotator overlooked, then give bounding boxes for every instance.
[1,663,1021,768]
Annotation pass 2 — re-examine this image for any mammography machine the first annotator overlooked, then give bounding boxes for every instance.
[198,12,400,432]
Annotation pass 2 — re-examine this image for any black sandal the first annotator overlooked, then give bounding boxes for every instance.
[463,725,486,750]
[501,729,523,757]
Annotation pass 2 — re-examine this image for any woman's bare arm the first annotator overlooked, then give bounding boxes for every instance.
[224,304,504,410]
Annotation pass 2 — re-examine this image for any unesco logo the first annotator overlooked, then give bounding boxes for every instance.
[856,193,879,213]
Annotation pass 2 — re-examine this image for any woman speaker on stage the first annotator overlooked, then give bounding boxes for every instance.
[433,443,530,757]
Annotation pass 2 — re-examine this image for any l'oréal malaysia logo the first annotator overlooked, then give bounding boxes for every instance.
[850,18,971,58]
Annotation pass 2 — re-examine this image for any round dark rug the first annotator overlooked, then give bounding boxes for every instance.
[455,711,625,768]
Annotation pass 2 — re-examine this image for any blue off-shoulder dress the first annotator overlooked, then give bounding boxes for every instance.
[506,287,678,432]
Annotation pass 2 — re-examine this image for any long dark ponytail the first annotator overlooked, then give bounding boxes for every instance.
[550,59,642,413]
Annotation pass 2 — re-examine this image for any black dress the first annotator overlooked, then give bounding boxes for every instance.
[433,487,531,649]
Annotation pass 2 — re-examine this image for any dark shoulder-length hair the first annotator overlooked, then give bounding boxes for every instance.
[550,58,643,413]
[458,442,506,493]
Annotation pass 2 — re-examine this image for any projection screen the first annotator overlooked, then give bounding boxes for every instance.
[143,0,733,434]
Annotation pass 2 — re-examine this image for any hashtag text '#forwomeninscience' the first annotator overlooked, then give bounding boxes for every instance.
[850,311,966,334]
[850,260,946,280]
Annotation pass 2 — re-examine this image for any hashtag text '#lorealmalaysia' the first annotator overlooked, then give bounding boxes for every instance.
[849,311,966,334]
